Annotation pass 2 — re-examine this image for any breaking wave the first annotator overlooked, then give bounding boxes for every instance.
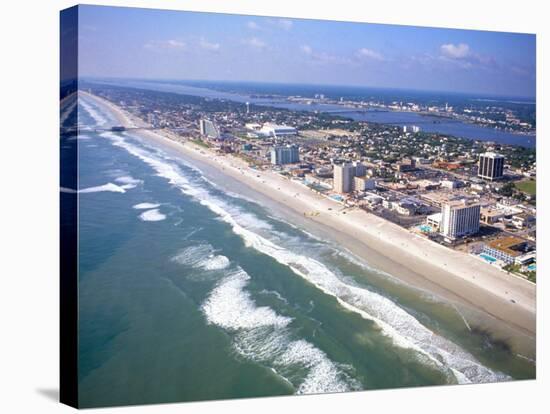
[202,268,359,393]
[133,202,161,210]
[172,244,230,271]
[139,209,166,222]
[82,98,510,387]
[79,182,134,194]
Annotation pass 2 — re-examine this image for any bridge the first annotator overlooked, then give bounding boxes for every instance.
[60,125,164,136]
[321,108,388,114]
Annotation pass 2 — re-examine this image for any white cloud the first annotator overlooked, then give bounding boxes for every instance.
[277,19,293,30]
[356,48,384,61]
[243,37,267,50]
[144,39,186,50]
[199,37,220,51]
[300,45,313,55]
[247,21,260,30]
[300,45,350,65]
[440,43,470,59]
[268,18,293,31]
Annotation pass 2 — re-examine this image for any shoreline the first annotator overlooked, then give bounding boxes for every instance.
[90,80,536,146]
[81,91,536,352]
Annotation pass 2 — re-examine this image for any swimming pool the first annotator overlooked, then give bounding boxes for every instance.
[527,264,536,271]
[479,253,497,263]
[418,224,433,233]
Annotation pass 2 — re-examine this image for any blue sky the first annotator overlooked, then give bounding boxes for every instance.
[77,5,536,97]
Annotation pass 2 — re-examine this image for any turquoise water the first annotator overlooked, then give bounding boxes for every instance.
[479,253,497,263]
[527,264,536,271]
[418,225,433,233]
[71,97,535,408]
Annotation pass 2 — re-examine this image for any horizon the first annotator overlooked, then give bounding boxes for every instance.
[83,76,537,101]
[77,4,536,98]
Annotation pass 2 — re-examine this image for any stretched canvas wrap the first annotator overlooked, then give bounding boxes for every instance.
[60,4,537,409]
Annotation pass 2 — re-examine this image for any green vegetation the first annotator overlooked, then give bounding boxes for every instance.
[191,138,210,148]
[503,263,536,283]
[515,179,536,195]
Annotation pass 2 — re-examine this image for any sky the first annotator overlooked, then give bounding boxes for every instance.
[76,5,536,97]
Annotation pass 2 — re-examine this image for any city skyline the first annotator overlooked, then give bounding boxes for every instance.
[78,5,536,98]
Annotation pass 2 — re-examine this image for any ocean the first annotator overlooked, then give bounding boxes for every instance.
[67,96,535,408]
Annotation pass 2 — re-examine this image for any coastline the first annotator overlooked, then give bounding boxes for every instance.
[81,91,536,352]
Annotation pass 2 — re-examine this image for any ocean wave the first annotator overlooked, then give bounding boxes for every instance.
[115,175,143,186]
[139,209,166,222]
[332,248,443,303]
[96,114,509,385]
[202,269,291,330]
[79,182,132,194]
[202,268,359,393]
[133,202,161,210]
[79,99,109,127]
[210,207,508,384]
[172,244,230,271]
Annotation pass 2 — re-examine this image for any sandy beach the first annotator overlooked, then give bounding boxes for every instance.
[81,91,536,346]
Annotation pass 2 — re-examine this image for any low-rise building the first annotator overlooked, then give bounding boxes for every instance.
[426,212,442,230]
[482,237,531,265]
[354,176,376,191]
[480,207,506,225]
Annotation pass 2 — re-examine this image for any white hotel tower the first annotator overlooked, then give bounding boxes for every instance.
[441,200,481,240]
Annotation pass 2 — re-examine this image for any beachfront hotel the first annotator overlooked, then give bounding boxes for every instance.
[441,200,481,240]
[270,145,300,165]
[478,152,505,181]
[199,119,220,139]
[482,236,534,265]
[333,163,355,193]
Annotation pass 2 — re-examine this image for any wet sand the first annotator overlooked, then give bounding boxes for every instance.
[82,91,536,354]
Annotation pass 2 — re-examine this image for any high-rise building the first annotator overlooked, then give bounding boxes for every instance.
[199,119,220,139]
[333,163,355,193]
[478,152,504,181]
[270,145,300,165]
[353,161,366,177]
[440,200,481,240]
[403,125,421,133]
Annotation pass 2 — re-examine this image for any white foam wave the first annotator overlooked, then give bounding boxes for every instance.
[79,183,129,194]
[115,175,143,186]
[79,99,109,127]
[278,340,352,394]
[96,118,508,385]
[172,244,215,266]
[213,209,508,384]
[202,269,358,393]
[202,269,291,330]
[200,255,230,270]
[172,244,230,271]
[133,202,161,210]
[139,209,166,222]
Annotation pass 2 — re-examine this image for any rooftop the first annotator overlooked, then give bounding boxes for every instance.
[481,152,504,159]
[486,236,527,257]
